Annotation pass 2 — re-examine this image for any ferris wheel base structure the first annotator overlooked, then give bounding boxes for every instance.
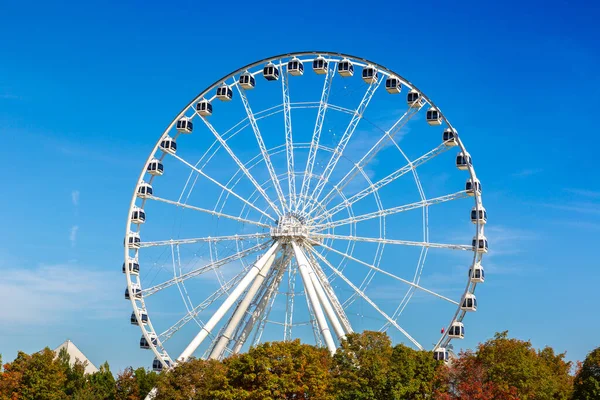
[123,51,488,375]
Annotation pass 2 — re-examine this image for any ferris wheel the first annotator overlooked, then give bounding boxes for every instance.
[123,51,487,371]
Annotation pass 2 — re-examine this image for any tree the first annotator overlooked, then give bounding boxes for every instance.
[18,348,67,400]
[133,367,157,399]
[88,361,116,400]
[226,339,332,400]
[573,346,600,400]
[389,343,443,399]
[331,331,394,400]
[155,358,234,400]
[116,367,140,400]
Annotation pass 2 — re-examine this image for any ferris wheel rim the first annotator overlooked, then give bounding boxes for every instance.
[124,51,485,368]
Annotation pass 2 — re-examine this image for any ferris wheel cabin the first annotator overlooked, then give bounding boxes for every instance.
[160,136,177,155]
[426,107,442,126]
[147,158,164,176]
[140,333,158,349]
[362,64,378,84]
[433,347,449,361]
[472,235,488,253]
[465,178,481,196]
[471,206,487,224]
[448,322,465,339]
[124,283,141,300]
[130,206,146,224]
[263,62,279,81]
[469,264,485,283]
[287,57,304,76]
[338,58,354,77]
[407,89,421,108]
[216,84,233,101]
[456,152,472,170]
[122,258,140,275]
[153,356,172,372]
[239,71,256,90]
[196,99,212,117]
[136,181,153,199]
[125,231,141,249]
[443,128,458,146]
[176,117,193,134]
[461,293,477,311]
[385,76,402,94]
[313,55,328,74]
[131,310,148,325]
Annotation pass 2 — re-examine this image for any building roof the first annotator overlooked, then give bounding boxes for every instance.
[53,340,99,375]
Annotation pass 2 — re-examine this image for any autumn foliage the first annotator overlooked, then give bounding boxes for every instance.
[0,331,594,399]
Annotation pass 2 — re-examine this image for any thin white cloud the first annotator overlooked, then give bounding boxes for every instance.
[69,225,79,247]
[71,190,80,206]
[564,188,600,199]
[512,168,543,178]
[0,263,122,326]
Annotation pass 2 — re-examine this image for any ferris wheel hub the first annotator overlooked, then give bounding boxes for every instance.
[271,212,310,241]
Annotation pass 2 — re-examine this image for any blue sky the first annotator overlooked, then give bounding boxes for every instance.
[1,0,599,372]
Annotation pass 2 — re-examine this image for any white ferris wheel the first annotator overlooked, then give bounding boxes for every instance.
[123,51,487,372]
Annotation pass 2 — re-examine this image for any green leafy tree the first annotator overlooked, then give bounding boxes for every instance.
[88,361,116,400]
[133,367,157,399]
[155,358,234,400]
[389,343,442,399]
[226,339,332,400]
[116,367,140,400]
[0,351,29,399]
[19,348,67,400]
[573,346,600,400]
[331,331,393,400]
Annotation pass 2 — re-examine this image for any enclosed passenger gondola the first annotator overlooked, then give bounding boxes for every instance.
[196,99,212,117]
[338,58,354,77]
[176,117,193,134]
[471,206,487,224]
[216,84,233,101]
[263,62,279,81]
[312,55,328,74]
[461,293,477,311]
[137,181,153,199]
[140,333,158,349]
[131,310,148,325]
[456,152,472,170]
[448,322,465,339]
[472,235,488,253]
[443,128,458,146]
[239,71,256,90]
[385,76,402,94]
[469,263,485,283]
[160,136,177,154]
[287,57,304,76]
[426,107,442,126]
[122,258,140,275]
[131,207,146,224]
[152,356,172,372]
[362,64,378,83]
[147,158,163,176]
[465,178,481,196]
[125,283,141,300]
[407,89,421,108]
[125,231,140,249]
[433,347,449,361]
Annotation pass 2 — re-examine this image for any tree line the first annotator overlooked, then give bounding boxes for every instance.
[1,331,598,399]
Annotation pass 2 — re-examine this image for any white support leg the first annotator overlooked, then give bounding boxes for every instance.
[209,248,279,359]
[291,241,336,354]
[177,242,280,362]
[306,261,346,341]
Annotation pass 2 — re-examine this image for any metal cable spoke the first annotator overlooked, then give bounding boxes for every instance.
[312,233,472,252]
[139,233,269,248]
[309,246,424,350]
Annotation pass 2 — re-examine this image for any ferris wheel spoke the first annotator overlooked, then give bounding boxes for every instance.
[309,246,424,350]
[313,191,469,231]
[196,110,283,217]
[296,61,336,213]
[317,105,423,210]
[158,265,250,343]
[171,152,277,222]
[141,241,272,297]
[312,233,472,252]
[302,75,383,214]
[146,195,271,228]
[315,142,451,222]
[139,233,269,248]
[281,60,296,209]
[310,241,458,306]
[284,256,298,342]
[234,85,288,213]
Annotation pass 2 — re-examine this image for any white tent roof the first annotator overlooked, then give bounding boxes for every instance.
[53,340,98,375]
